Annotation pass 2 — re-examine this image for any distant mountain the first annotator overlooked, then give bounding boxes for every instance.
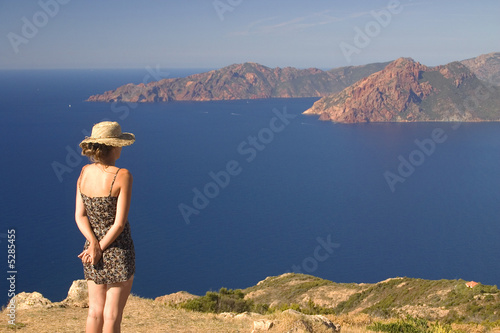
[460,52,500,86]
[87,53,500,123]
[304,56,500,123]
[86,62,389,103]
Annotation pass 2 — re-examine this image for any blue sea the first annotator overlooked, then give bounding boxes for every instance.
[1,69,500,306]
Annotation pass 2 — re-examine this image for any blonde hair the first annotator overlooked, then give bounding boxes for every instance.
[80,142,114,163]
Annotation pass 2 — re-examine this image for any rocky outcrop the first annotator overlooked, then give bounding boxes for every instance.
[8,280,89,310]
[86,62,389,103]
[280,309,341,333]
[61,279,88,308]
[155,291,199,306]
[253,319,274,331]
[11,292,52,310]
[250,310,341,333]
[304,57,500,123]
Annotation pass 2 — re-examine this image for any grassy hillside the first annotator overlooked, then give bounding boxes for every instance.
[241,274,500,325]
[4,274,500,332]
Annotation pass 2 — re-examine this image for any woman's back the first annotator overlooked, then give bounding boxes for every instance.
[79,164,122,198]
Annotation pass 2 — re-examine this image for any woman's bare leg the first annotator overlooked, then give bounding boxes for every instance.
[102,276,134,333]
[86,280,107,333]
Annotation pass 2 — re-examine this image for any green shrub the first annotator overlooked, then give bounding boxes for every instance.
[276,303,301,312]
[444,284,474,307]
[366,294,397,318]
[477,284,499,294]
[484,294,495,302]
[368,316,454,333]
[335,290,366,313]
[368,316,428,333]
[302,299,336,315]
[442,310,464,324]
[179,287,253,314]
[252,303,270,314]
[266,300,335,316]
[428,322,455,333]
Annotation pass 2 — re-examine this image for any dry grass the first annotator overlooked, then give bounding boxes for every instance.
[2,305,87,333]
[327,313,374,333]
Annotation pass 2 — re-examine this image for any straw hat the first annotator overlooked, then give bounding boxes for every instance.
[80,121,135,147]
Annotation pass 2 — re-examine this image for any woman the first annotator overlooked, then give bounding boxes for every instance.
[75,121,136,333]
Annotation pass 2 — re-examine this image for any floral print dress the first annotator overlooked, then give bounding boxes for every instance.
[80,168,135,284]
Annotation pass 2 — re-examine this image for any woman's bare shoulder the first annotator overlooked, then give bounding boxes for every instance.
[77,164,92,181]
[117,168,133,183]
[117,168,132,176]
[79,163,93,173]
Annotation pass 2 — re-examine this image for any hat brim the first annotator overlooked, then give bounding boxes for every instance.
[80,133,135,147]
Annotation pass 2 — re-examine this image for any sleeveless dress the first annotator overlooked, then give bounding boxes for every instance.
[80,167,135,284]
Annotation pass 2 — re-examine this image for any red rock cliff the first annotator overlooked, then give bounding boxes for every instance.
[304,58,434,123]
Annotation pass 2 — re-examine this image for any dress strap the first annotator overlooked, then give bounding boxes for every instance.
[109,168,121,197]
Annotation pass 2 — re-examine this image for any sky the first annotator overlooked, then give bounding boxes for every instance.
[0,0,499,70]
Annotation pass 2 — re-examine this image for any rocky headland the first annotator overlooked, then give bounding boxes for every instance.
[303,55,500,123]
[86,62,390,103]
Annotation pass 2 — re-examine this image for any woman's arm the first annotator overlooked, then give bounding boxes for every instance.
[75,177,102,265]
[98,169,133,251]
